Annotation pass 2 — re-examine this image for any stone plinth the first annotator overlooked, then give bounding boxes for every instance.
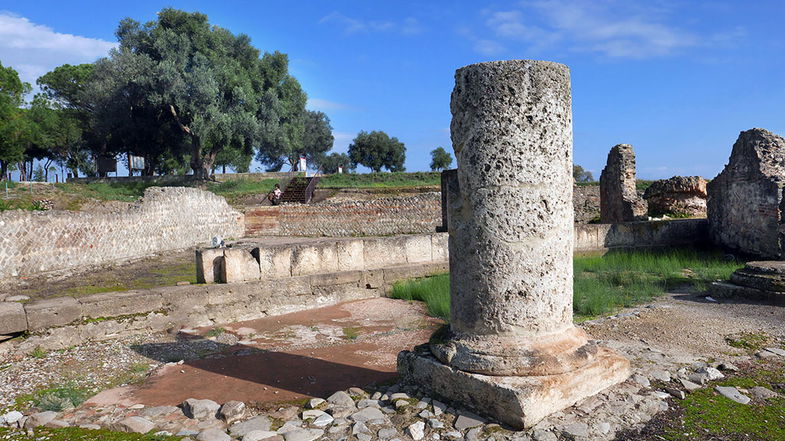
[399,60,629,429]
[707,128,785,259]
[713,261,785,303]
[600,144,647,223]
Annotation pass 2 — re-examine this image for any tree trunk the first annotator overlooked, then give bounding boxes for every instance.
[0,161,6,181]
[189,135,216,180]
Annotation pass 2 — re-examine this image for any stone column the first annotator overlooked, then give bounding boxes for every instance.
[432,60,594,376]
[399,60,630,429]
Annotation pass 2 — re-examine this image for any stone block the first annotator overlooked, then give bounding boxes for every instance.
[78,290,164,319]
[600,144,647,223]
[337,239,365,271]
[0,301,27,334]
[291,244,339,276]
[310,271,362,287]
[25,297,81,330]
[404,235,433,264]
[431,233,448,262]
[362,270,384,289]
[156,285,211,309]
[206,283,254,306]
[398,347,630,429]
[364,237,407,269]
[196,248,225,284]
[383,263,448,284]
[222,248,262,283]
[254,246,292,279]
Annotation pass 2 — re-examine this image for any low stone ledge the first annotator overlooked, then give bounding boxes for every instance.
[24,297,81,331]
[310,271,362,287]
[383,262,448,283]
[78,290,164,319]
[0,301,27,334]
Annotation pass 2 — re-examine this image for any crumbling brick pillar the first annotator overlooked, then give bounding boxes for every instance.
[600,144,647,223]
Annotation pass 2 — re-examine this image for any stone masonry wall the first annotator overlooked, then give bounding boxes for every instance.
[0,187,244,281]
[245,193,442,237]
[708,128,785,259]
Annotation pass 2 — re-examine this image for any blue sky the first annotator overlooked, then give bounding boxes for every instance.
[1,1,784,179]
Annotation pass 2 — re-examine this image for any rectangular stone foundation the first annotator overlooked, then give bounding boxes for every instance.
[397,345,630,429]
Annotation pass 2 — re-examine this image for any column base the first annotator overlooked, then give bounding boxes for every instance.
[397,343,630,429]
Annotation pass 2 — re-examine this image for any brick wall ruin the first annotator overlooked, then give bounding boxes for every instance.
[0,187,244,281]
[708,128,785,259]
[245,193,442,237]
[600,144,647,222]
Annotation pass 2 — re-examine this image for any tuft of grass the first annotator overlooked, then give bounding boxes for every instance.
[391,275,451,321]
[16,384,91,412]
[205,327,226,338]
[725,332,772,352]
[319,172,440,189]
[0,426,184,440]
[342,327,360,340]
[391,248,743,321]
[30,346,47,359]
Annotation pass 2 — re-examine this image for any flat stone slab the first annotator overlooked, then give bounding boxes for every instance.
[0,301,27,334]
[711,282,785,304]
[397,345,630,429]
[715,386,750,404]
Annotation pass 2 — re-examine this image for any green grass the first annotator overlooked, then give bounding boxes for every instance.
[391,248,742,321]
[0,427,183,440]
[55,182,158,202]
[0,199,47,211]
[663,365,785,440]
[205,327,226,337]
[342,327,360,340]
[390,274,451,321]
[204,178,280,203]
[14,384,92,412]
[319,172,440,189]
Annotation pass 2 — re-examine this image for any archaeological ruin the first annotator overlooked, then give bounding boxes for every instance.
[399,60,629,429]
[643,176,708,218]
[599,144,647,223]
[707,128,785,259]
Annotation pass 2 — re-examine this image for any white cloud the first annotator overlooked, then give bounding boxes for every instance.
[320,12,423,36]
[474,39,506,56]
[307,98,351,111]
[0,12,116,86]
[473,1,742,59]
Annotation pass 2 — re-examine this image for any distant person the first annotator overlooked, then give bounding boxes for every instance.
[268,183,282,205]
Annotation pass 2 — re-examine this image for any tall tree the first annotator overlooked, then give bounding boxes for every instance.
[430,146,453,171]
[348,130,406,172]
[573,165,594,183]
[315,152,354,174]
[0,62,30,180]
[111,9,305,179]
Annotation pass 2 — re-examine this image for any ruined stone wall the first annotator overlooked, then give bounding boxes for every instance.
[0,187,244,281]
[600,144,647,223]
[245,193,442,237]
[574,185,601,223]
[708,128,785,259]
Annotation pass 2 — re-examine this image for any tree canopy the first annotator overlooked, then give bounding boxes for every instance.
[430,147,452,171]
[348,130,406,173]
[315,152,354,174]
[573,164,594,183]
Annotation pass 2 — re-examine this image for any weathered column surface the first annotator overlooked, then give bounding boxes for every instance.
[398,60,630,430]
[431,60,594,376]
[599,144,647,223]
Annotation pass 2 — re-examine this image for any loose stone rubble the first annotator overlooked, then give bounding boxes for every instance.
[643,176,707,217]
[399,59,629,429]
[600,144,647,223]
[707,128,785,259]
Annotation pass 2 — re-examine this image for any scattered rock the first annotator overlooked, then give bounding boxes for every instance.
[327,391,356,409]
[312,413,334,427]
[307,398,325,409]
[428,419,444,430]
[407,421,426,441]
[750,386,780,400]
[532,429,558,441]
[454,411,486,430]
[665,388,686,400]
[230,416,273,437]
[650,370,671,382]
[563,422,589,438]
[679,379,701,392]
[350,407,385,423]
[219,400,246,424]
[243,430,280,441]
[24,411,58,428]
[764,347,785,356]
[197,428,231,441]
[432,400,447,416]
[1,411,23,426]
[632,374,650,388]
[715,386,751,404]
[390,393,410,401]
[114,416,156,434]
[281,428,324,441]
[357,399,380,409]
[696,366,724,381]
[717,362,739,372]
[183,398,221,420]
